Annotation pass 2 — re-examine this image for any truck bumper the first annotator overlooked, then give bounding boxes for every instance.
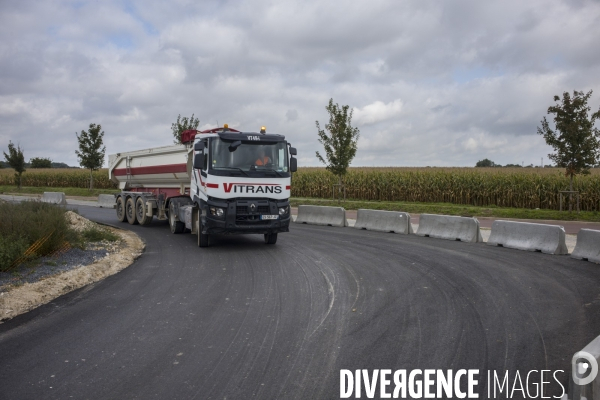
[202,198,291,235]
[204,215,291,235]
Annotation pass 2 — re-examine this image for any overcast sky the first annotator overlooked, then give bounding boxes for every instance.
[2,0,600,168]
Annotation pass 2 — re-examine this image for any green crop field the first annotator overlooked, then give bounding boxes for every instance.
[0,168,116,190]
[292,167,600,211]
[2,167,599,211]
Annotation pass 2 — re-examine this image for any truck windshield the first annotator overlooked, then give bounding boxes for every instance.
[210,139,290,176]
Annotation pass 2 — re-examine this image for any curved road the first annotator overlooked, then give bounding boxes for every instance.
[1,205,599,399]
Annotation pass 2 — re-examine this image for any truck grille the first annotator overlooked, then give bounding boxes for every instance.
[236,206,270,215]
[235,200,273,224]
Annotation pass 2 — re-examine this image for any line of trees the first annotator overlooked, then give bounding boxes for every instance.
[0,160,82,169]
[475,159,555,168]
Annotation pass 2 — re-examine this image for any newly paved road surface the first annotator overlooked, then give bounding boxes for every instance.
[1,205,600,399]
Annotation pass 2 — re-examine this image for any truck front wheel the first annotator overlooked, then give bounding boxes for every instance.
[264,233,278,245]
[126,197,139,225]
[116,196,126,222]
[197,212,209,248]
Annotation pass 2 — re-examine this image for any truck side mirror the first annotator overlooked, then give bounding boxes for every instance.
[289,147,297,156]
[290,157,297,172]
[194,141,205,151]
[194,153,205,169]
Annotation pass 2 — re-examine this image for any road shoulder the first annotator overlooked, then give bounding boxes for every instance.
[0,226,144,322]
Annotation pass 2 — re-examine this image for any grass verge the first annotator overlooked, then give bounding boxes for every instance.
[0,185,120,198]
[80,226,120,242]
[290,197,600,222]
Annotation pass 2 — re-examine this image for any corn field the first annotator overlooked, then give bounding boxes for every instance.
[292,167,600,211]
[0,168,117,189]
[2,167,600,211]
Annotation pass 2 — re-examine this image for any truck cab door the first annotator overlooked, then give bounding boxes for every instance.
[192,140,209,200]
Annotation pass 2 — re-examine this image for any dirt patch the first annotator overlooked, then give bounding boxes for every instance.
[65,210,97,232]
[0,219,144,322]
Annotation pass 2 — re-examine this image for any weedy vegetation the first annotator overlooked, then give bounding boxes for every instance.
[0,200,118,272]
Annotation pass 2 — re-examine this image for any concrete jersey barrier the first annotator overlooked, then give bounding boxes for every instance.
[487,220,568,255]
[41,192,66,205]
[354,209,413,234]
[97,194,116,208]
[571,229,600,263]
[416,214,483,242]
[568,334,600,400]
[294,205,348,227]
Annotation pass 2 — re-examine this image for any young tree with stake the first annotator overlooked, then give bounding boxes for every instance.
[3,142,26,189]
[76,123,106,190]
[537,90,600,211]
[315,98,360,199]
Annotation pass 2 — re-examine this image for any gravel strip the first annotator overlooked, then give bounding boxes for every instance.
[0,243,121,292]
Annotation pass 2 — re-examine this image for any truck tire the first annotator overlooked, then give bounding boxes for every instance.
[264,233,278,244]
[168,201,184,234]
[136,197,153,226]
[116,196,127,222]
[197,211,209,247]
[126,197,139,225]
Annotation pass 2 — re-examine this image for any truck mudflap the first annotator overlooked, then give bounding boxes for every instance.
[198,197,291,235]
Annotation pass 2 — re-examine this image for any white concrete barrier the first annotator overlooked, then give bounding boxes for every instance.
[568,334,600,400]
[416,214,483,242]
[294,205,348,227]
[571,229,600,263]
[41,192,66,205]
[354,209,413,234]
[97,194,116,208]
[487,220,568,255]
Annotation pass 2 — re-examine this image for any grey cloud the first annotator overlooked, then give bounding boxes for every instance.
[1,0,600,168]
[286,109,298,121]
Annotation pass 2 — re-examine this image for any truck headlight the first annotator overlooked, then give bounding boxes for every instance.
[279,206,289,216]
[210,207,224,217]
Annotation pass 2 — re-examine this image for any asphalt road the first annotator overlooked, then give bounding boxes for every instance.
[1,205,599,399]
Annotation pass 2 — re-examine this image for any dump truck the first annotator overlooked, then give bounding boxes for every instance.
[107,125,297,246]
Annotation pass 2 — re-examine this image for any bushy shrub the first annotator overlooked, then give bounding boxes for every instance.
[0,235,29,271]
[0,201,78,271]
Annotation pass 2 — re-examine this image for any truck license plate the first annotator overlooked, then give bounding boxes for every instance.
[260,215,279,220]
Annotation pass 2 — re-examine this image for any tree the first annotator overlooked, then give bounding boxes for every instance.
[315,98,360,192]
[3,142,26,189]
[538,90,600,210]
[475,158,495,167]
[171,114,200,144]
[75,123,106,190]
[30,157,52,168]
